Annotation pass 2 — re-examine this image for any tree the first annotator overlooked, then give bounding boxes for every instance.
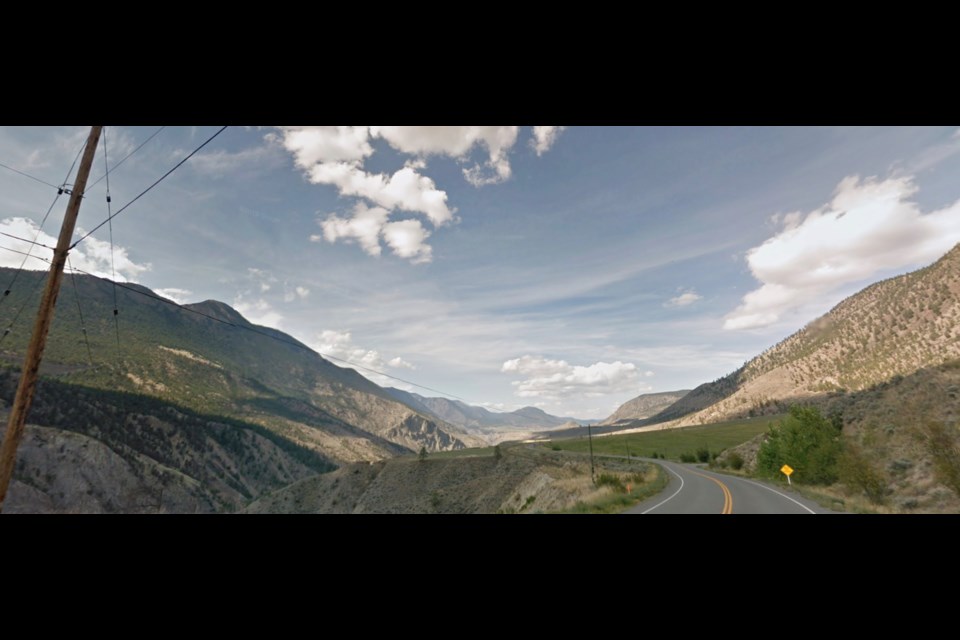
[756,405,843,484]
[493,444,502,461]
[418,445,428,462]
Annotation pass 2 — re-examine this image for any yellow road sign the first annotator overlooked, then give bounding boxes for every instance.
[781,464,794,476]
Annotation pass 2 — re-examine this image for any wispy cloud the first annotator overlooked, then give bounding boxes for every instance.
[501,355,648,400]
[665,289,702,307]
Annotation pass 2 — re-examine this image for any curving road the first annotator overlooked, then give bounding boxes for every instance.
[625,459,833,514]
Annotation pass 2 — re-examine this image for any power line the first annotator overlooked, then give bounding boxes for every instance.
[0,161,61,191]
[67,257,95,366]
[86,126,166,190]
[0,245,473,403]
[0,137,87,309]
[101,128,122,363]
[70,126,228,250]
[0,232,53,249]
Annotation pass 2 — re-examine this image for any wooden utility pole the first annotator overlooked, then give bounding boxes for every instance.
[0,126,102,512]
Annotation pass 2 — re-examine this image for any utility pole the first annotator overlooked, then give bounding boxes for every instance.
[0,126,102,512]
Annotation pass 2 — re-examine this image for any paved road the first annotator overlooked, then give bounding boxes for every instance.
[625,459,833,514]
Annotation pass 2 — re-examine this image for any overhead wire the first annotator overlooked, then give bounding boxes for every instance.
[70,126,228,250]
[0,137,87,310]
[101,128,122,363]
[0,161,61,191]
[66,256,95,367]
[85,126,166,190]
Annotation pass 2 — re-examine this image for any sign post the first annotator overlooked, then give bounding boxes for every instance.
[781,464,794,486]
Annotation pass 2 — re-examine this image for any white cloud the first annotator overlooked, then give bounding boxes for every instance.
[724,174,960,330]
[388,356,416,370]
[501,355,645,400]
[309,162,453,227]
[278,126,555,262]
[531,126,565,156]
[295,286,309,299]
[382,219,432,264]
[0,217,149,281]
[280,126,373,166]
[372,126,519,186]
[644,370,655,377]
[317,202,390,256]
[155,288,193,304]
[665,290,702,307]
[313,329,416,384]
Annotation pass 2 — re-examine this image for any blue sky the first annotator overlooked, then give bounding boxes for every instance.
[1,126,959,419]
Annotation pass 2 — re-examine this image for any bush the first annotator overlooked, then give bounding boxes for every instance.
[696,446,710,463]
[728,451,745,471]
[923,421,960,497]
[756,405,843,484]
[679,452,697,463]
[838,444,888,505]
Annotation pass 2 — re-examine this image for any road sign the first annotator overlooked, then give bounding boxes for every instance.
[781,464,794,485]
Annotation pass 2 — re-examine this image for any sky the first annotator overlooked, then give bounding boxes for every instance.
[1,125,959,419]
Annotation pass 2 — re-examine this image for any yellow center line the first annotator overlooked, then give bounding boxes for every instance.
[688,469,733,514]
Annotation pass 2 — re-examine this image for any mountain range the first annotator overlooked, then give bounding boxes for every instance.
[0,268,481,468]
[384,387,584,432]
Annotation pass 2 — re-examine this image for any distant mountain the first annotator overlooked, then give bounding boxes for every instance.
[0,268,478,465]
[650,242,960,426]
[599,390,691,426]
[384,388,583,432]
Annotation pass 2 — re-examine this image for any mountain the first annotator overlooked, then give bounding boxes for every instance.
[599,390,691,426]
[0,268,478,465]
[650,243,960,426]
[384,388,582,432]
[0,369,333,513]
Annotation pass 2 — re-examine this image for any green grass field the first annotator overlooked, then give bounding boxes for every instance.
[428,446,497,459]
[547,415,784,461]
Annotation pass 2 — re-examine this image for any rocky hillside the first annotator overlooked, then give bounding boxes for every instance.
[599,390,690,426]
[655,243,960,426]
[0,268,476,463]
[0,370,333,513]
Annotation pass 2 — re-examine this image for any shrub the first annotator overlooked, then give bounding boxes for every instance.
[756,405,843,484]
[679,452,697,463]
[838,444,888,504]
[597,473,626,493]
[696,446,710,463]
[728,451,745,471]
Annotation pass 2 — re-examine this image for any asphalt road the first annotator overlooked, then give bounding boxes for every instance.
[625,459,833,514]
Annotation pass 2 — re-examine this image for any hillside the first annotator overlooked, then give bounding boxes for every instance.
[0,268,476,464]
[649,243,960,426]
[385,388,581,431]
[0,370,333,513]
[599,390,690,426]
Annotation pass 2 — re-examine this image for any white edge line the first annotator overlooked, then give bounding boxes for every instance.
[740,477,816,514]
[641,464,685,514]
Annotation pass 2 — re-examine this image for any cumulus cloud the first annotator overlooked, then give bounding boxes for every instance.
[0,217,149,281]
[278,126,553,263]
[724,174,960,330]
[531,126,565,156]
[501,355,646,400]
[665,290,702,307]
[313,329,416,383]
[155,288,193,304]
[295,286,309,299]
[382,219,432,264]
[317,202,390,256]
